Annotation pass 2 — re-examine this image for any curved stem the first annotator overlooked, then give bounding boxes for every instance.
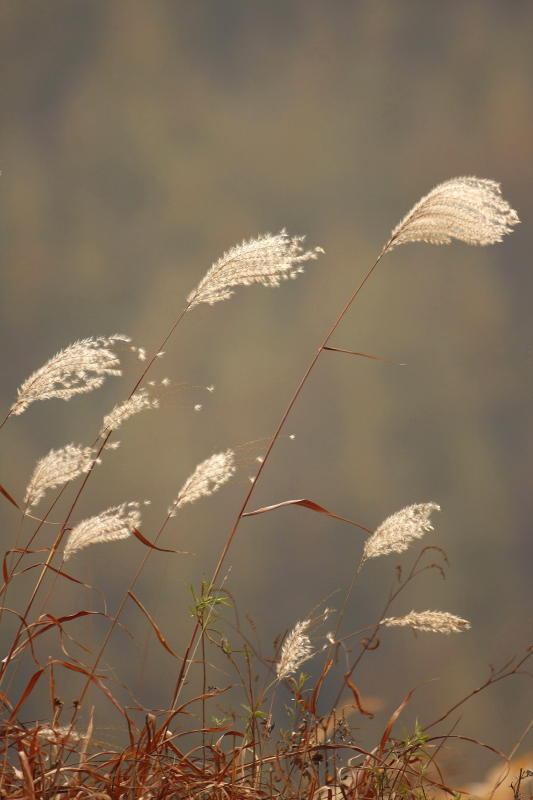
[169,252,385,710]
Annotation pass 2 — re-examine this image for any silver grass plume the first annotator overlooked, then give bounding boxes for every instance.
[363,502,440,561]
[11,335,129,416]
[277,619,313,680]
[64,501,142,560]
[24,443,96,508]
[100,388,160,435]
[168,449,236,517]
[187,230,323,307]
[382,610,471,634]
[382,177,519,254]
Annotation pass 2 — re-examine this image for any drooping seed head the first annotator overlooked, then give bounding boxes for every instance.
[363,502,440,561]
[25,443,96,508]
[382,610,471,634]
[187,230,323,307]
[383,177,519,255]
[64,501,142,560]
[168,449,236,517]
[100,388,160,436]
[276,619,313,680]
[10,335,129,416]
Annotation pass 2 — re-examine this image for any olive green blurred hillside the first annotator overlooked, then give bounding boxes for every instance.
[1,1,532,775]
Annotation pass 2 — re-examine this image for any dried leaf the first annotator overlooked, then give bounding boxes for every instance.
[132,527,193,555]
[243,498,371,532]
[0,483,20,510]
[128,591,178,658]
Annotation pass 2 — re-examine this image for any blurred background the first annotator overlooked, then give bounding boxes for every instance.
[1,0,532,781]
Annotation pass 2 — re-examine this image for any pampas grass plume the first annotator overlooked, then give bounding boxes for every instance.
[363,502,440,561]
[276,619,313,680]
[24,443,96,508]
[382,610,471,634]
[187,230,323,307]
[383,177,519,254]
[64,501,143,560]
[168,449,236,517]
[11,335,129,416]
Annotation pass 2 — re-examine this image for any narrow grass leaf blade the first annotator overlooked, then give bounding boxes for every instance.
[11,659,134,736]
[0,483,20,509]
[2,548,49,586]
[128,591,178,658]
[243,498,372,532]
[200,725,234,733]
[10,611,104,660]
[378,688,415,756]
[10,667,46,720]
[27,563,93,589]
[345,676,374,717]
[307,658,333,714]
[132,527,193,555]
[18,751,36,800]
[324,346,405,365]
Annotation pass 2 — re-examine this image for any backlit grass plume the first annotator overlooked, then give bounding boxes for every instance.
[187,230,323,307]
[100,388,160,435]
[363,502,440,561]
[382,610,471,634]
[64,501,143,560]
[168,449,236,517]
[382,177,519,254]
[10,335,129,416]
[276,619,313,680]
[24,443,97,508]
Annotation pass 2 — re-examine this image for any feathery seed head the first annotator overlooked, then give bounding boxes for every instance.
[100,388,160,435]
[382,610,471,634]
[187,230,323,307]
[168,449,236,517]
[25,443,96,508]
[277,619,313,681]
[64,501,142,560]
[363,502,440,561]
[11,335,129,416]
[383,177,519,255]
